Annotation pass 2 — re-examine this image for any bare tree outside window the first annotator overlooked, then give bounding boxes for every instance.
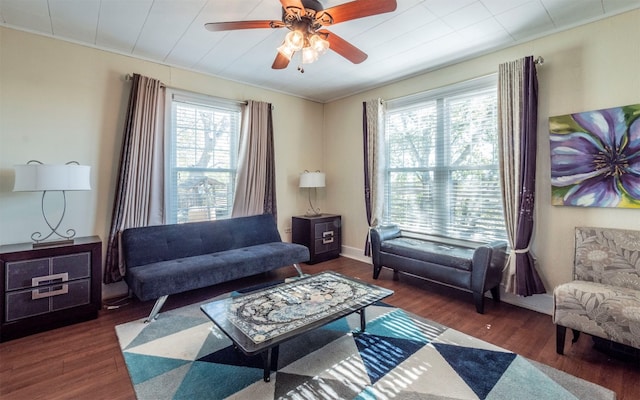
[167,94,241,224]
[384,79,506,243]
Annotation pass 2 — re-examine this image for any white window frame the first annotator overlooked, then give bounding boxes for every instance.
[165,89,242,224]
[383,75,506,244]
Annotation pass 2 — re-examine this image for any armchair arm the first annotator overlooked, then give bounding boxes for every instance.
[471,240,508,293]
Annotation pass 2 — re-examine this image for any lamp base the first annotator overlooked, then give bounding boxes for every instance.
[30,190,78,246]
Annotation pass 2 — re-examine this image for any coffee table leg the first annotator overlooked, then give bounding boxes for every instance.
[359,308,366,332]
[260,345,279,382]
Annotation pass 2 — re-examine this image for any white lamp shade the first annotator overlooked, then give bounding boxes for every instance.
[299,172,325,188]
[13,164,91,192]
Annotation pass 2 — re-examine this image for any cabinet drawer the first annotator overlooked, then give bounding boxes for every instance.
[314,220,340,239]
[6,253,91,291]
[5,278,91,322]
[314,235,340,254]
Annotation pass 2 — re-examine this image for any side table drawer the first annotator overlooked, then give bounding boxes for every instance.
[5,278,91,322]
[314,236,340,254]
[314,221,340,239]
[6,253,91,291]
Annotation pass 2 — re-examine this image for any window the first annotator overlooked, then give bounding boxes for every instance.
[383,76,506,243]
[166,91,241,224]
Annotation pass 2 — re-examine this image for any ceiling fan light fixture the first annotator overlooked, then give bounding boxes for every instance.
[302,46,319,64]
[204,0,399,71]
[309,34,329,55]
[285,30,305,51]
[277,43,295,60]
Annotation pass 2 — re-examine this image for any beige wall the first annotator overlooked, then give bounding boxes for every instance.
[323,9,640,294]
[0,27,324,298]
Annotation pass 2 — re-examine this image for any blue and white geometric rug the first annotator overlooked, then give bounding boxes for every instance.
[116,301,616,400]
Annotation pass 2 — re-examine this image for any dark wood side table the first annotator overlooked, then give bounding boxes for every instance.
[0,236,102,342]
[292,214,341,264]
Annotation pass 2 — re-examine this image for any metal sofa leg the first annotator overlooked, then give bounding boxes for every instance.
[145,295,168,323]
[556,325,566,354]
[293,263,304,277]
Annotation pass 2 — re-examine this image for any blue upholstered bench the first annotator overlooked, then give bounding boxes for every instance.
[370,225,507,313]
[121,214,310,322]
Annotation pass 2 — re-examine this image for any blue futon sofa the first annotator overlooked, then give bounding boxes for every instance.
[121,214,310,322]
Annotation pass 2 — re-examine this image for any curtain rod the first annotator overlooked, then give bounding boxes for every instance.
[534,56,544,65]
[124,74,254,107]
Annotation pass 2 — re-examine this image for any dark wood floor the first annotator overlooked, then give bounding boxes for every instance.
[1,257,638,399]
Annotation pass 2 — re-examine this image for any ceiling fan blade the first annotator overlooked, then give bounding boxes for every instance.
[319,30,367,64]
[205,20,284,32]
[280,0,306,17]
[272,52,291,69]
[317,0,397,25]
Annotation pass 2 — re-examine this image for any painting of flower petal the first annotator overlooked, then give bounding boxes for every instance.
[549,103,640,208]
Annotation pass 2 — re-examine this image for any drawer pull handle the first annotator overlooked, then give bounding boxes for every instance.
[32,284,69,300]
[323,237,334,244]
[323,231,334,238]
[32,273,69,287]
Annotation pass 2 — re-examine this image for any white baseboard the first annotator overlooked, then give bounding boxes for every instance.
[339,245,553,316]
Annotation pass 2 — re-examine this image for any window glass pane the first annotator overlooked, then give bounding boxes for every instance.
[166,92,240,224]
[386,102,437,169]
[173,170,235,224]
[383,77,506,243]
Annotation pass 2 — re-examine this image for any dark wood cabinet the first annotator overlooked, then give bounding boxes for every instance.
[0,236,102,342]
[292,214,341,264]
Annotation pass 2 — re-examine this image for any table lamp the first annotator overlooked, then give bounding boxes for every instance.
[299,170,325,216]
[13,160,91,247]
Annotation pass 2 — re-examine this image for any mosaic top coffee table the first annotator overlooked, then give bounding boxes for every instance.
[200,271,393,382]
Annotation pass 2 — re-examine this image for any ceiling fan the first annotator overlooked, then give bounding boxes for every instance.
[204,0,397,71]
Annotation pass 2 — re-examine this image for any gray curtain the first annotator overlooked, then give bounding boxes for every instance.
[362,98,384,256]
[497,56,546,295]
[232,100,277,220]
[104,74,165,284]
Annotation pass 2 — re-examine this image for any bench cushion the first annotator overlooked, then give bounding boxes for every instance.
[125,242,310,301]
[380,237,474,271]
[553,280,640,349]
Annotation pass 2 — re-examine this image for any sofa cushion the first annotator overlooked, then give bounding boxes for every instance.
[380,237,474,271]
[553,280,640,350]
[125,242,309,301]
[122,214,284,268]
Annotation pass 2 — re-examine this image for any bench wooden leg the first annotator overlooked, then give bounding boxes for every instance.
[145,295,168,323]
[490,286,501,303]
[473,291,485,314]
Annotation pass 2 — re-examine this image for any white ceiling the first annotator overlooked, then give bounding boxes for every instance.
[1,0,639,103]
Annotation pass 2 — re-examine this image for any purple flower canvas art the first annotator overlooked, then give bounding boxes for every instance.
[549,103,640,208]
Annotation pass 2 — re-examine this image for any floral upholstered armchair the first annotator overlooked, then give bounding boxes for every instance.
[553,227,640,355]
